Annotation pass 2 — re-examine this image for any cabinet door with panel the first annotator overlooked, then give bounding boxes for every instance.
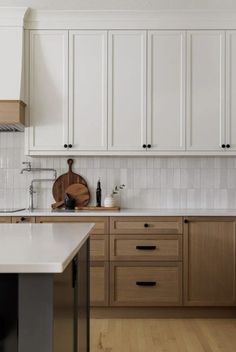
[187,31,225,151]
[36,216,109,307]
[28,30,69,152]
[147,31,186,151]
[184,217,236,306]
[226,31,236,151]
[90,262,109,306]
[108,30,147,151]
[69,31,108,151]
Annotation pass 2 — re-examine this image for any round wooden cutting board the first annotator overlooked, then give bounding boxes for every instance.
[65,183,90,207]
[52,159,88,202]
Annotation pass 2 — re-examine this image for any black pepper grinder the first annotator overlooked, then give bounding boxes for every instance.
[96,178,102,207]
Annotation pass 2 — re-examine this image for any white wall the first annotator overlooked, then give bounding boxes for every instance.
[1,133,236,210]
[0,0,236,10]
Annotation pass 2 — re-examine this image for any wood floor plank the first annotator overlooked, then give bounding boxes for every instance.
[91,319,236,352]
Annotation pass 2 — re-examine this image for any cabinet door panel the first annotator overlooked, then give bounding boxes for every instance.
[187,31,225,151]
[184,218,236,306]
[226,31,236,151]
[90,262,109,307]
[29,30,68,151]
[148,31,186,150]
[108,31,146,151]
[69,31,107,150]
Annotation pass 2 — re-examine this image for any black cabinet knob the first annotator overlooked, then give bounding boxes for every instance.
[68,144,72,148]
[64,144,68,148]
[142,144,146,149]
[184,219,188,224]
[144,223,149,228]
[147,144,151,148]
[226,144,230,148]
[20,217,26,222]
[222,144,226,148]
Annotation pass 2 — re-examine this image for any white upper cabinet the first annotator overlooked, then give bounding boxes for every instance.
[69,31,108,151]
[226,31,236,151]
[28,30,69,151]
[108,31,147,151]
[187,31,225,151]
[147,31,186,151]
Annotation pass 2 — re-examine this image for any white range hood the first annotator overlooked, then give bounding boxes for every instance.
[0,8,28,131]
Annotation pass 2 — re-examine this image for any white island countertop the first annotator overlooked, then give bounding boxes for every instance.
[0,223,94,273]
[3,208,236,217]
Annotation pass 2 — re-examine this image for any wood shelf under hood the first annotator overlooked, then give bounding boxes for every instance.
[0,100,26,131]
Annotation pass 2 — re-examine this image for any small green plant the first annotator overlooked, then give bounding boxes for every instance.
[112,184,126,195]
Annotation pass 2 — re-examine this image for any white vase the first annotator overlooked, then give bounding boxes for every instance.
[104,194,116,207]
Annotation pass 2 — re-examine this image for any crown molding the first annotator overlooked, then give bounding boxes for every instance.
[0,7,29,27]
[24,9,236,30]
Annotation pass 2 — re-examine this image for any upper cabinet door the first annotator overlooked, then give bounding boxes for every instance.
[147,31,186,151]
[29,30,69,151]
[69,31,108,151]
[226,31,236,151]
[187,31,225,151]
[108,31,147,151]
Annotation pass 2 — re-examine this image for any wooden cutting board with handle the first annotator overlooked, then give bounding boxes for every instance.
[52,159,88,202]
[66,183,90,207]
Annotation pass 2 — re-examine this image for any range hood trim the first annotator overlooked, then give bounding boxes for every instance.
[0,100,26,132]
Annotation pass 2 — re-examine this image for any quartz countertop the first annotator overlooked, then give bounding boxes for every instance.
[2,208,236,217]
[0,223,93,273]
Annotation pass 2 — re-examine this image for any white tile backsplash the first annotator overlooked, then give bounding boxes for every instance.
[1,132,236,209]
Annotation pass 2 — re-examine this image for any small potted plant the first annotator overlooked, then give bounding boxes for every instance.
[104,184,125,208]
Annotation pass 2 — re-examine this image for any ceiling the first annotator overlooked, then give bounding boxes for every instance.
[0,0,235,11]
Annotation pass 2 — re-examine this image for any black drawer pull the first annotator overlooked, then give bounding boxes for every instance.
[144,223,149,228]
[136,281,156,287]
[136,245,156,250]
[21,217,26,221]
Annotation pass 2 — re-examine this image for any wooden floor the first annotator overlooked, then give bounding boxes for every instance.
[91,319,236,352]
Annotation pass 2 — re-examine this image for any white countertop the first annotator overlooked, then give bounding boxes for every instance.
[2,208,236,217]
[0,223,93,273]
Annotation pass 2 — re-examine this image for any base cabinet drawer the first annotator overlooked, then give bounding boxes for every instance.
[90,262,109,307]
[12,216,36,223]
[110,235,182,261]
[110,262,182,306]
[36,216,109,235]
[110,217,183,234]
[0,217,11,223]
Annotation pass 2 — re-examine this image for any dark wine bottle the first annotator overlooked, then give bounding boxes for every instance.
[96,178,102,207]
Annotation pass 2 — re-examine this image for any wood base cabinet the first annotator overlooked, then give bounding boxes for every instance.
[184,217,236,306]
[109,217,183,307]
[35,216,109,307]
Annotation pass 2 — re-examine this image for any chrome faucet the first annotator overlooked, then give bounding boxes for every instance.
[20,161,57,178]
[20,161,57,210]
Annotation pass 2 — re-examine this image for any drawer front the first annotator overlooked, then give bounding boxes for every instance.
[0,217,11,223]
[90,262,109,307]
[12,216,36,223]
[110,262,182,306]
[110,235,182,261]
[110,217,182,234]
[90,235,109,261]
[36,216,109,235]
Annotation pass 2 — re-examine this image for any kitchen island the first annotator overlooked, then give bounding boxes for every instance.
[0,222,94,352]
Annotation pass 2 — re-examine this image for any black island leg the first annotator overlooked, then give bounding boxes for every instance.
[0,274,18,352]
